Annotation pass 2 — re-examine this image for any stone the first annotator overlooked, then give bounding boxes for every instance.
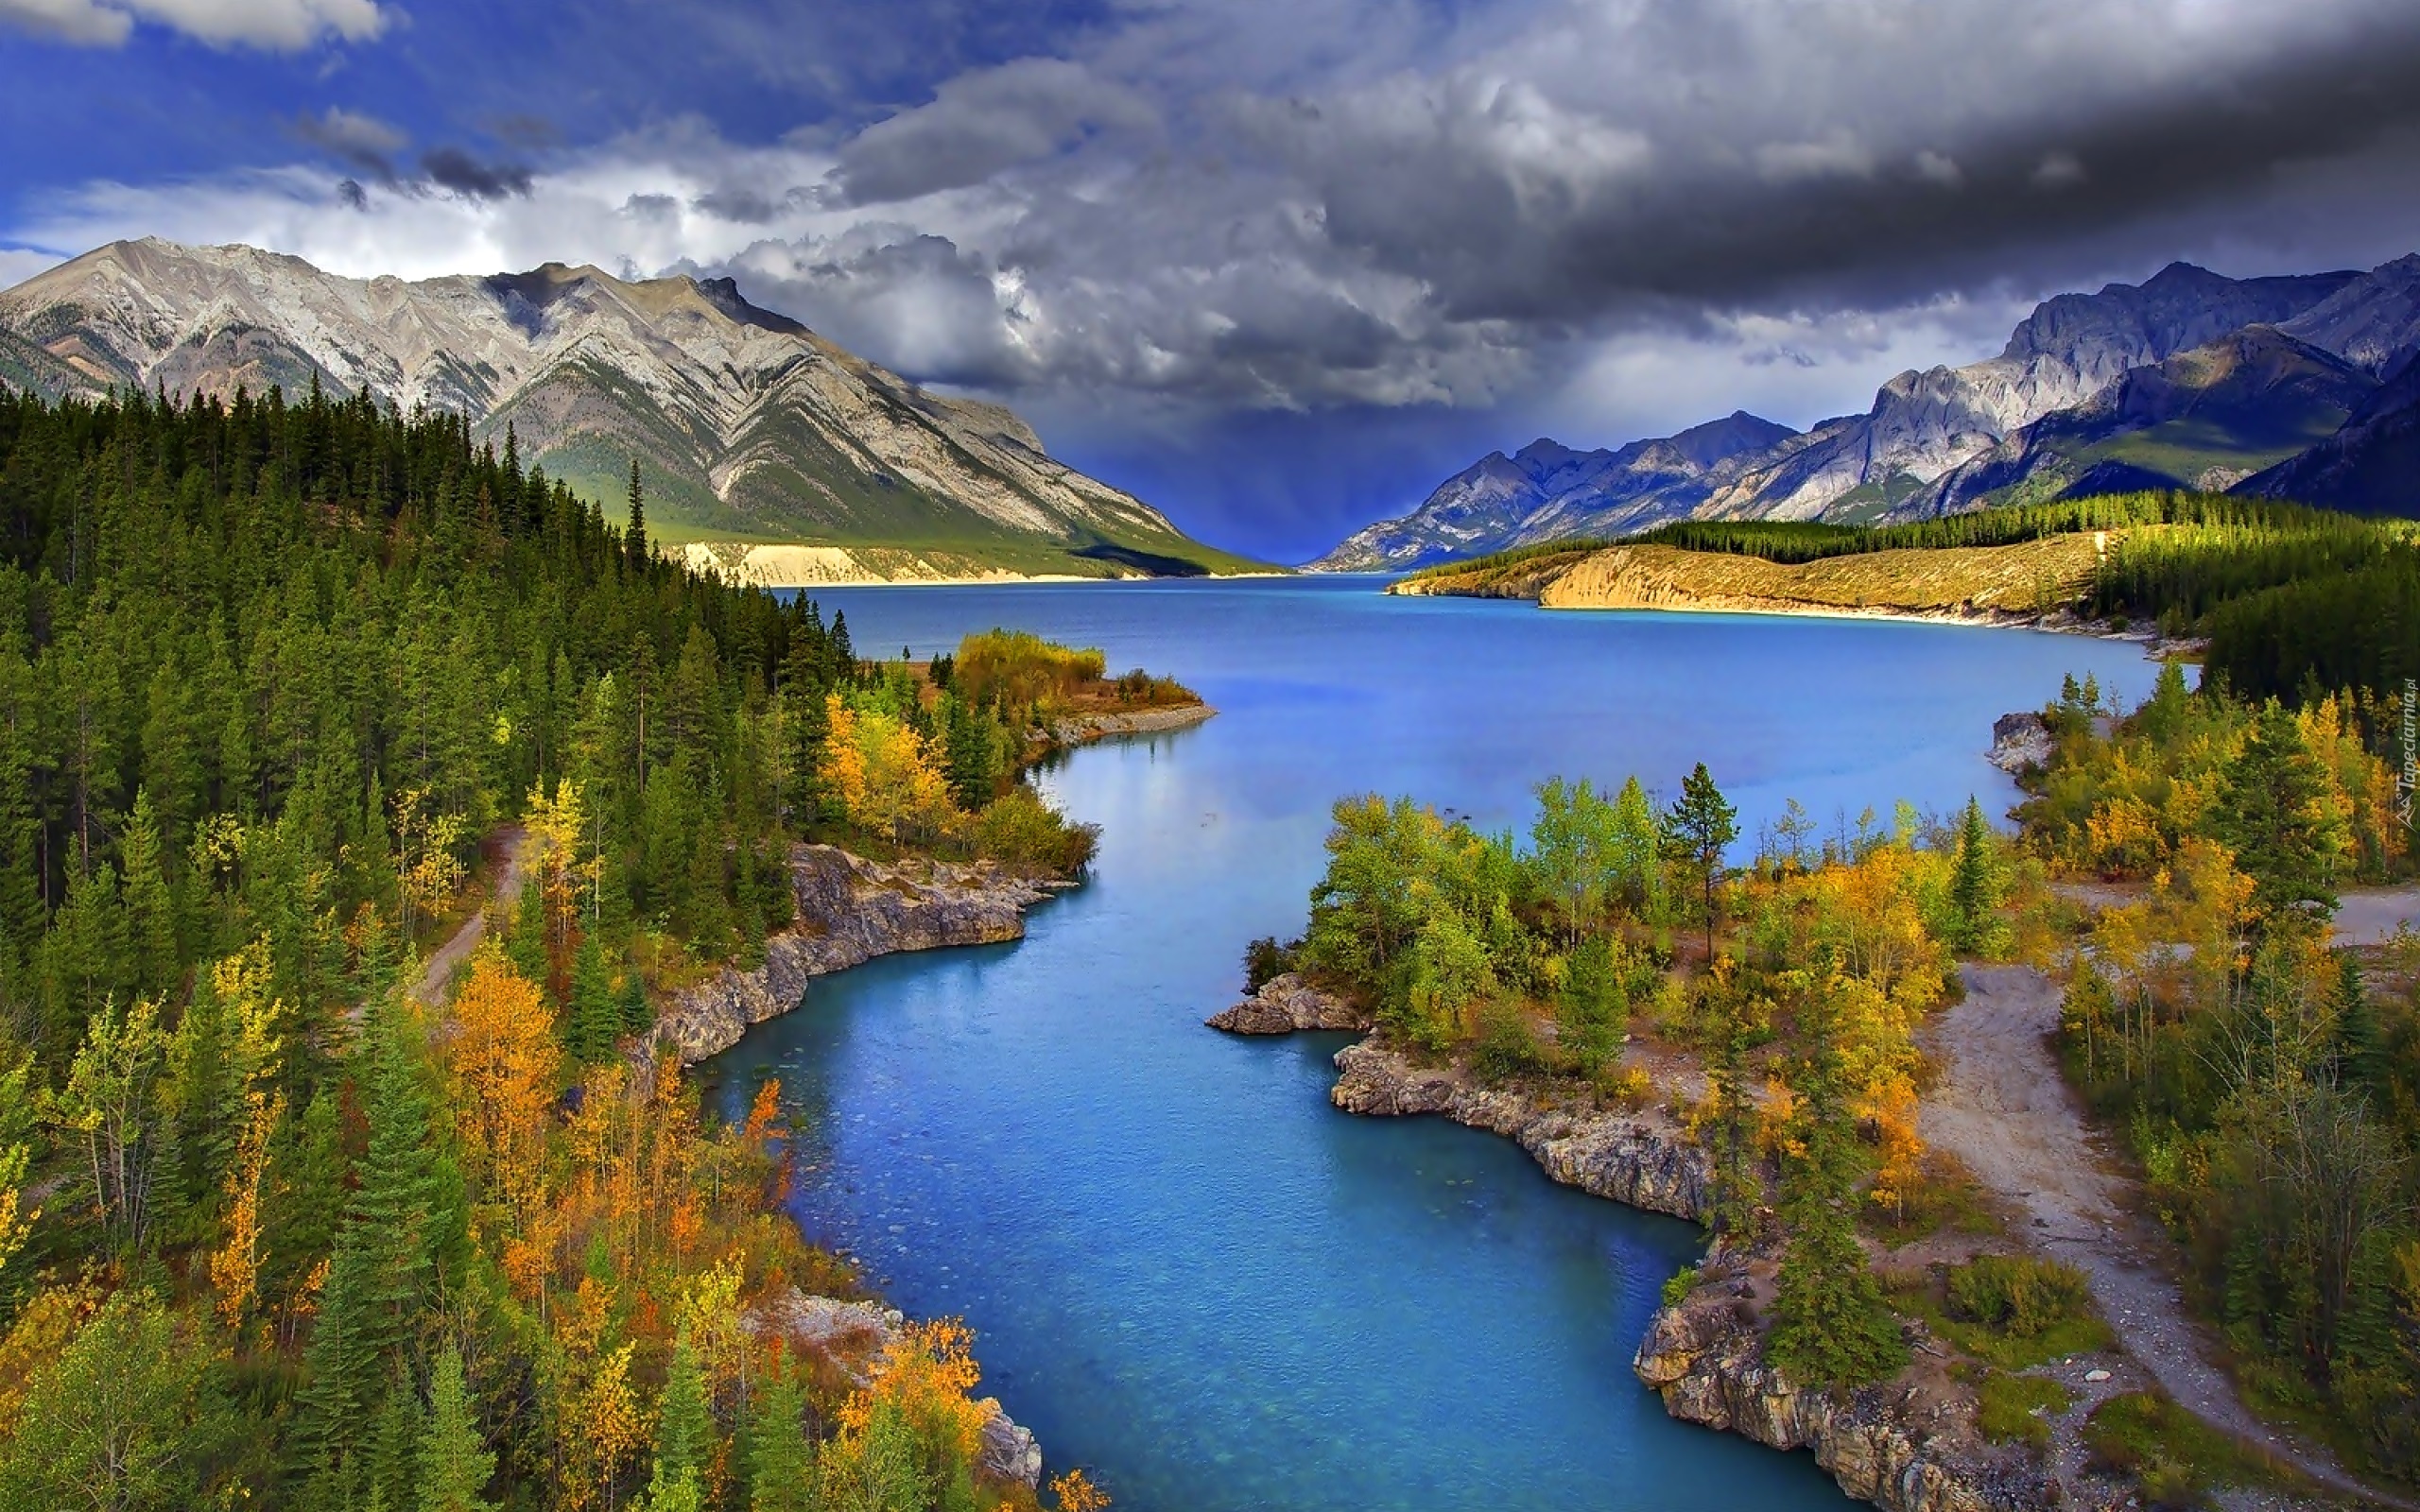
[1205,973,1371,1034]
[653,844,1063,1064]
[1327,1039,1707,1221]
[1988,712,2053,774]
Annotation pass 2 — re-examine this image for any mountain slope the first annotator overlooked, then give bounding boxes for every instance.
[1309,410,1795,571]
[0,238,1258,581]
[1695,262,2360,522]
[2237,352,2420,514]
[1313,256,2412,571]
[1902,326,2378,514]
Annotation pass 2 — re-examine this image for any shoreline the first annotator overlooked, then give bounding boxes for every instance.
[1209,977,2076,1512]
[1392,575,2198,659]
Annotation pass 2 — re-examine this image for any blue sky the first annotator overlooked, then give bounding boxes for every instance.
[8,0,2420,561]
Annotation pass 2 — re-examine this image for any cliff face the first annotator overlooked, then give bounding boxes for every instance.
[749,1289,1044,1490]
[1634,1286,2062,1512]
[1326,1040,1708,1220]
[1205,973,1371,1034]
[654,844,1063,1063]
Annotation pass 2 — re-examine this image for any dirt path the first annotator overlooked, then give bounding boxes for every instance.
[2051,882,2420,947]
[1927,965,2403,1507]
[406,825,529,1011]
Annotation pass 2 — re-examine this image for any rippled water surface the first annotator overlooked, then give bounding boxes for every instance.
[706,577,2161,1511]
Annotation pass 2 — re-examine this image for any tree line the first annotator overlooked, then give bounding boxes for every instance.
[0,377,1122,1509]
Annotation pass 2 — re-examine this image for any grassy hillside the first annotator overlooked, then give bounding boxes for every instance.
[1392,491,2419,705]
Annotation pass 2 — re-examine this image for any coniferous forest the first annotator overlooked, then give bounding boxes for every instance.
[0,380,1120,1512]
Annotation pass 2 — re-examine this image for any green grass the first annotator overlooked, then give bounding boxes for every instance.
[2085,1392,2306,1507]
[1976,1371,2072,1450]
[1886,1257,2114,1370]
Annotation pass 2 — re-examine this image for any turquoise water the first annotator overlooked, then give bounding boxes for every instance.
[707,577,2161,1511]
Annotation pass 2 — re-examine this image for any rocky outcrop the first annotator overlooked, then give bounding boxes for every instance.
[1634,1284,2061,1512]
[1987,712,2053,774]
[1045,703,1216,744]
[1327,1040,1707,1220]
[749,1290,1043,1490]
[653,845,1064,1064]
[1205,973,1370,1034]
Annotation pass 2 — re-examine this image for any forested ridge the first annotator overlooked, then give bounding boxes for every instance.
[0,379,1117,1511]
[1401,492,2420,708]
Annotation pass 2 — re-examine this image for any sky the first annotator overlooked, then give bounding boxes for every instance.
[5,0,2420,561]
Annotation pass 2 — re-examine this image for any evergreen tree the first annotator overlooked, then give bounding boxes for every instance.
[625,458,648,570]
[1662,763,1738,958]
[1767,988,1907,1389]
[746,1372,813,1512]
[1948,796,1996,955]
[417,1344,496,1512]
[644,1327,712,1512]
[566,933,620,1063]
[2217,702,2349,936]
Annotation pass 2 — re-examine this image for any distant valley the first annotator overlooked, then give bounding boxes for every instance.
[1312,255,2420,571]
[0,238,1262,584]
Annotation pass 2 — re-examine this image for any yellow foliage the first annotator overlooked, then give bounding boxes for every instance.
[445,949,562,1225]
[821,695,960,845]
[1050,1469,1113,1512]
[835,1317,991,1467]
[208,1089,283,1330]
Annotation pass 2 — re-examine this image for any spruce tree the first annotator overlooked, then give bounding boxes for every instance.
[1662,764,1738,959]
[1767,988,1907,1389]
[625,458,648,570]
[417,1344,496,1512]
[2217,703,2349,936]
[567,933,620,1063]
[1948,796,1996,955]
[746,1373,813,1512]
[644,1328,712,1512]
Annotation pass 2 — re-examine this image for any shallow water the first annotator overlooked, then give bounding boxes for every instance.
[707,576,2161,1511]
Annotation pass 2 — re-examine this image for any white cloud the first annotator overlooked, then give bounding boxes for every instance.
[1754,131,1876,184]
[0,246,65,287]
[0,0,129,42]
[0,0,384,49]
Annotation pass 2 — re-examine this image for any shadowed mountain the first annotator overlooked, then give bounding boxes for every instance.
[1900,326,2379,514]
[0,238,1262,582]
[1308,411,1796,571]
[1314,254,2420,570]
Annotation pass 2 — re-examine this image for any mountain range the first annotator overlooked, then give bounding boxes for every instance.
[1312,255,2420,571]
[0,238,1259,584]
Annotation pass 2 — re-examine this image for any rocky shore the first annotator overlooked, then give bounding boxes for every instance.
[1327,1039,1710,1220]
[652,844,1068,1063]
[1634,1278,2066,1512]
[749,1289,1044,1489]
[1223,1021,2089,1512]
[1044,702,1217,745]
[1205,972,1372,1034]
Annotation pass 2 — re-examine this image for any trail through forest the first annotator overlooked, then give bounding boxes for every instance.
[1926,966,2406,1508]
[406,825,530,1011]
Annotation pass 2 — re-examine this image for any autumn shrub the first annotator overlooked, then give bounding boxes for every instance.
[1471,999,1547,1082]
[1948,1255,2095,1339]
[972,786,1100,876]
[955,630,1108,711]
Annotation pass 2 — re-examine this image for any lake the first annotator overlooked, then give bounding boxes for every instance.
[705,576,2161,1511]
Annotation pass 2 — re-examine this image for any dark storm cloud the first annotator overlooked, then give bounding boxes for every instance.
[289,106,406,180]
[421,146,533,200]
[334,176,368,210]
[691,186,789,224]
[824,58,1158,206]
[1245,6,2420,325]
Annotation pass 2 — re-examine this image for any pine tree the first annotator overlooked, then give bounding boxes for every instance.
[644,1327,712,1512]
[1663,763,1738,958]
[417,1344,496,1512]
[2217,703,2349,936]
[625,459,648,570]
[1948,796,1996,955]
[1767,988,1907,1389]
[567,933,620,1063]
[746,1373,813,1512]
